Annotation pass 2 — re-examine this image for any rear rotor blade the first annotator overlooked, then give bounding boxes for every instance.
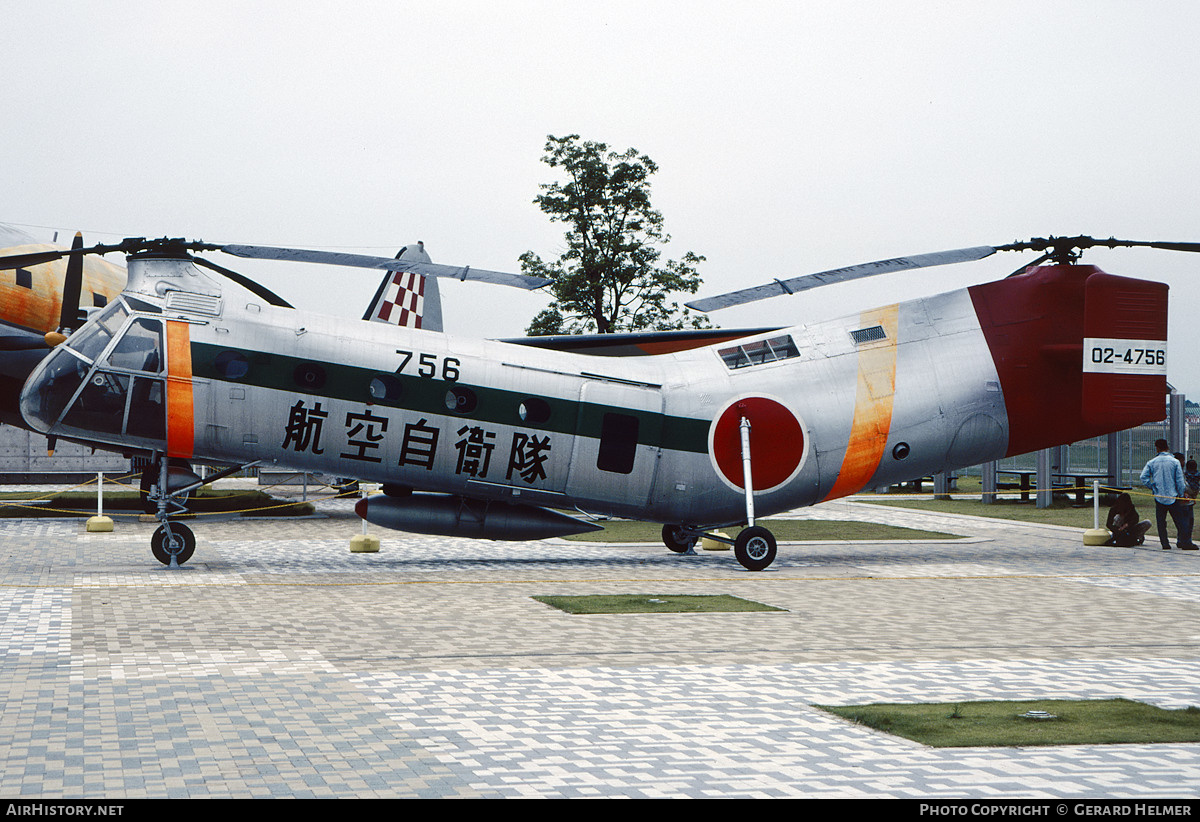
[1128,240,1200,253]
[686,246,998,312]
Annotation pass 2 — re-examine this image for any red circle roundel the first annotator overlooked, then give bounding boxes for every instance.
[709,396,806,492]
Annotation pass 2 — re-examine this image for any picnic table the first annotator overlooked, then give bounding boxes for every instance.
[997,469,1037,501]
[1053,472,1111,505]
[997,469,1110,504]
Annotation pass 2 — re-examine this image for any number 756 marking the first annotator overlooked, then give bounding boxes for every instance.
[395,350,461,381]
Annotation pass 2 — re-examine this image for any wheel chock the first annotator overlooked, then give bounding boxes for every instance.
[350,534,380,553]
[86,515,114,533]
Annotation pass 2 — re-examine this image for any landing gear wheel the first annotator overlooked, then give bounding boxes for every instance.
[734,525,776,571]
[151,523,195,566]
[662,524,698,554]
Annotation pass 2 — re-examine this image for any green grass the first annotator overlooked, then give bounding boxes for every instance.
[563,518,961,543]
[533,594,784,614]
[816,699,1200,747]
[0,489,315,518]
[860,496,1103,528]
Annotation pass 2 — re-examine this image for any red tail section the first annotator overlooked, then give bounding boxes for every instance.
[969,265,1168,457]
[1080,272,1168,428]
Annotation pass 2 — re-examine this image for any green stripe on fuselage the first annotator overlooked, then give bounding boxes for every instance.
[191,342,710,453]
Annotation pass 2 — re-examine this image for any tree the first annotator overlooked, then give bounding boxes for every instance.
[521,134,709,335]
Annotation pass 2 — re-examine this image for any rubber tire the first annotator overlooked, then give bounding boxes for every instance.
[662,524,698,554]
[734,525,777,571]
[151,523,195,566]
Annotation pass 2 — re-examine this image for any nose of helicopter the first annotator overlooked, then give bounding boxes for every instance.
[18,298,170,447]
[19,342,86,434]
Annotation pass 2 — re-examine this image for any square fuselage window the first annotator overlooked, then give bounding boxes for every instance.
[597,412,639,474]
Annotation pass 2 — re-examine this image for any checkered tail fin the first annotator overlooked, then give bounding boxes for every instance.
[362,241,444,332]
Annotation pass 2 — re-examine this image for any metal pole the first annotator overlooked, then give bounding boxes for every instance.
[739,416,755,527]
[97,472,103,518]
[981,461,997,505]
[1093,480,1100,530]
[1036,448,1052,508]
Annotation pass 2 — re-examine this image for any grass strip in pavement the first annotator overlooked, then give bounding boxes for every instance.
[860,497,1100,528]
[533,594,785,614]
[816,698,1200,747]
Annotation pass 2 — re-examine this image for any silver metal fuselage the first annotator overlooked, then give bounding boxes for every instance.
[19,254,1014,530]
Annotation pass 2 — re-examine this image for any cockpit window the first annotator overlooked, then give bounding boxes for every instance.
[106,318,163,373]
[28,348,90,429]
[22,299,169,446]
[66,301,128,364]
[62,372,131,436]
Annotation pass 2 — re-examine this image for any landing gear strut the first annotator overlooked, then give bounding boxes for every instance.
[662,413,779,572]
[142,455,259,567]
[142,456,196,567]
[732,414,777,571]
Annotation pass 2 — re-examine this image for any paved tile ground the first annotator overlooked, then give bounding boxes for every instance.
[0,492,1198,798]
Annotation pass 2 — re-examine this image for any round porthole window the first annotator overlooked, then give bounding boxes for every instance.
[368,374,403,403]
[213,350,249,380]
[517,398,551,424]
[293,362,326,390]
[444,386,478,413]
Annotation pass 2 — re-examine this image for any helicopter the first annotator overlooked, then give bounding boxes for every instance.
[0,232,1182,570]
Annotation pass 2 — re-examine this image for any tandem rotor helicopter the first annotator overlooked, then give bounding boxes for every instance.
[0,229,1188,570]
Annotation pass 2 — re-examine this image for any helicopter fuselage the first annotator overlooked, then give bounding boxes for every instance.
[16,253,1169,536]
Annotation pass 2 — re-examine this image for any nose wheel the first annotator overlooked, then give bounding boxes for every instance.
[151,522,195,566]
[661,524,699,554]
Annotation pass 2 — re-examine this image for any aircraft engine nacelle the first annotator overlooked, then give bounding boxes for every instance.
[354,493,604,541]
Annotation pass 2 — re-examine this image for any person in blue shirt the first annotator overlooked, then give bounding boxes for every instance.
[1139,439,1197,550]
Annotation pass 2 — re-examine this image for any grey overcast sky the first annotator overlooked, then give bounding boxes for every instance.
[5,1,1200,394]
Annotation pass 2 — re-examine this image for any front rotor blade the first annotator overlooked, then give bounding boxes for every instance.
[219,244,551,290]
[0,237,148,270]
[686,246,998,312]
[0,248,71,269]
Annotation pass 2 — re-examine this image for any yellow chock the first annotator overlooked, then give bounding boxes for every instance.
[1082,528,1109,546]
[86,515,114,533]
[350,534,380,553]
[702,531,731,551]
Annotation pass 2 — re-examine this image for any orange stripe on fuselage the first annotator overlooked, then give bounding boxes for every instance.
[822,305,899,501]
[165,321,194,458]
